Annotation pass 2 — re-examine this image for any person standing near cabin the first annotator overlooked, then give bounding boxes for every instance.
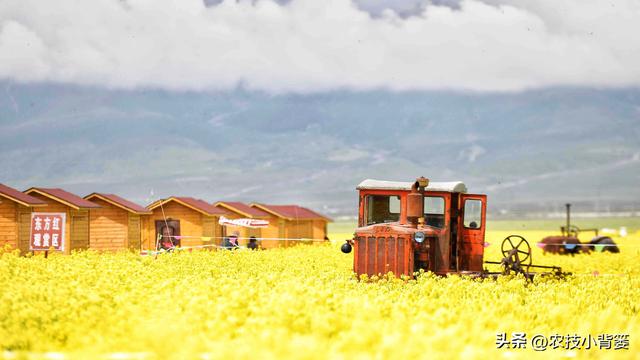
[248,236,258,250]
[228,231,240,250]
[160,226,176,251]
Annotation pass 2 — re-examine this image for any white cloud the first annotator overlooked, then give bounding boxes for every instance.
[0,0,639,93]
[457,144,486,163]
[327,147,369,162]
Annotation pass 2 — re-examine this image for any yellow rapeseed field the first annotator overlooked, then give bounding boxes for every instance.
[1,226,639,359]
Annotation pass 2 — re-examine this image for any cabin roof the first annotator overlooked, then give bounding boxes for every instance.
[0,183,47,207]
[213,201,270,218]
[25,187,101,209]
[356,179,468,193]
[84,193,152,215]
[147,196,229,216]
[250,203,331,221]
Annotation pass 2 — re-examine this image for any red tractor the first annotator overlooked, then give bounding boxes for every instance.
[341,177,564,279]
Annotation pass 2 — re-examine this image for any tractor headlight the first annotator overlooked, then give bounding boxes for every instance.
[414,231,425,243]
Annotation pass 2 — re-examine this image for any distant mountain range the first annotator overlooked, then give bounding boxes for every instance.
[1,82,639,218]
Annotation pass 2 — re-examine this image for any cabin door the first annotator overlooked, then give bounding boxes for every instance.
[155,220,181,249]
[458,194,486,271]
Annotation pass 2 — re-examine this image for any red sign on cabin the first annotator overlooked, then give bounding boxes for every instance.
[30,213,66,251]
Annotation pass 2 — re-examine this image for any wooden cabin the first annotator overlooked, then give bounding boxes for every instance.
[143,197,228,250]
[249,204,332,248]
[23,187,101,254]
[213,201,276,248]
[0,184,47,252]
[84,193,152,252]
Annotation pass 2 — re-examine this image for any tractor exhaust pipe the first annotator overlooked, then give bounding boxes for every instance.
[407,177,429,227]
[565,203,571,237]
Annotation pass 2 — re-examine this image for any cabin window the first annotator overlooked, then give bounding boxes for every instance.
[463,199,482,229]
[365,195,400,225]
[424,196,445,228]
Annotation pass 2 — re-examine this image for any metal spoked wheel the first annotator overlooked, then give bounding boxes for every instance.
[500,235,533,276]
[501,235,532,263]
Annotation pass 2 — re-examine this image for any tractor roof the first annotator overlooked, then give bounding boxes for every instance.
[356,179,467,193]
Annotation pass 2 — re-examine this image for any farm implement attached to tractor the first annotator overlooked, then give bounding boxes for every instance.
[483,235,565,280]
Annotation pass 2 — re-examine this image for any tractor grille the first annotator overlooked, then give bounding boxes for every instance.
[355,236,410,277]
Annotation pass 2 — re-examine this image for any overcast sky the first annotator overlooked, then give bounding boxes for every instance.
[1,0,639,93]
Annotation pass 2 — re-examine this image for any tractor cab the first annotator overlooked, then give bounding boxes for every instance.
[343,177,487,277]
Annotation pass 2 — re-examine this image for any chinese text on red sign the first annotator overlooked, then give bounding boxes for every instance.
[30,213,66,251]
